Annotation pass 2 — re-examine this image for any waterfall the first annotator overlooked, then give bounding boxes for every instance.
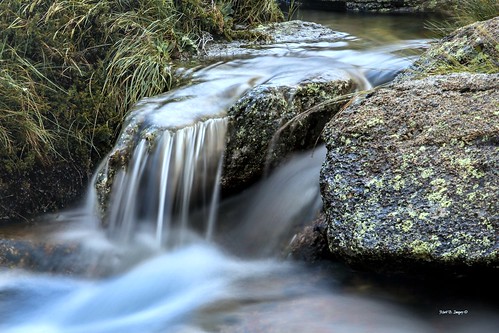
[82,44,419,250]
[100,118,227,248]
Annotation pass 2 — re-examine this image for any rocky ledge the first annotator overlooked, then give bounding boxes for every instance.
[223,71,354,193]
[320,72,498,272]
[298,0,454,13]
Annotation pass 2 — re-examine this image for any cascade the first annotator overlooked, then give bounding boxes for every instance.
[97,118,227,248]
[85,49,416,249]
[74,30,426,253]
[85,59,268,248]
[3,16,496,333]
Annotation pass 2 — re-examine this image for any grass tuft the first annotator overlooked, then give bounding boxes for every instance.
[427,0,499,35]
[0,0,283,168]
[0,39,57,163]
[419,14,498,77]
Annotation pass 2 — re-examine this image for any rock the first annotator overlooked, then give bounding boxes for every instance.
[0,162,87,223]
[400,17,499,79]
[298,0,454,13]
[94,69,355,211]
[206,21,356,191]
[202,20,348,59]
[0,238,82,274]
[320,72,498,272]
[287,214,335,262]
[222,71,355,193]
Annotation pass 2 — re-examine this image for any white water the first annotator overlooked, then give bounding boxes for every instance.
[1,14,498,333]
[103,118,227,247]
[86,31,426,249]
[0,244,459,333]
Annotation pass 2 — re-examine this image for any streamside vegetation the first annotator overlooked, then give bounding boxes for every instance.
[421,1,498,76]
[0,0,283,220]
[428,0,499,34]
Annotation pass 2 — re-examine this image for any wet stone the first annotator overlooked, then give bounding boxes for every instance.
[222,71,355,193]
[320,72,499,273]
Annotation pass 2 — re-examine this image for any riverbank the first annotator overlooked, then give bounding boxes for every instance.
[0,0,284,222]
[298,0,455,13]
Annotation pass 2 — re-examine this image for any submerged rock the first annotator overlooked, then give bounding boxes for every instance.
[320,72,498,272]
[0,239,82,273]
[202,20,348,59]
[287,213,335,262]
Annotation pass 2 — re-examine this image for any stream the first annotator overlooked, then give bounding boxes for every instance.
[1,10,498,333]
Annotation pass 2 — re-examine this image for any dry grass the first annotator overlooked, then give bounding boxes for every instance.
[0,0,283,166]
[427,0,499,35]
[0,40,57,163]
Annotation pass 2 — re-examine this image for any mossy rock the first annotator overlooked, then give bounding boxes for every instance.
[320,72,498,272]
[94,70,355,204]
[223,71,355,193]
[94,20,356,201]
[400,16,499,78]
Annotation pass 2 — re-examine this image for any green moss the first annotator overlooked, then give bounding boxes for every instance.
[421,169,434,179]
[366,177,384,189]
[365,117,385,127]
[400,220,414,233]
[426,178,453,207]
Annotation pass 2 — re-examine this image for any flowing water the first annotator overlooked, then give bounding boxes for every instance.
[1,11,498,333]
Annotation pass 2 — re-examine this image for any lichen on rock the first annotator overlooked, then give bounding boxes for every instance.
[400,16,499,78]
[223,71,355,193]
[320,72,498,272]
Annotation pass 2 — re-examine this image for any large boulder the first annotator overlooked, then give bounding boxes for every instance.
[319,16,499,273]
[298,0,454,13]
[320,72,498,272]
